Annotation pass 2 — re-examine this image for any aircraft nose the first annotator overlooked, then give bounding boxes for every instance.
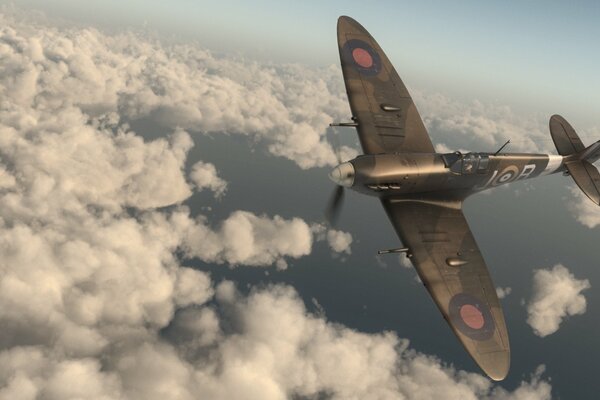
[329,162,355,187]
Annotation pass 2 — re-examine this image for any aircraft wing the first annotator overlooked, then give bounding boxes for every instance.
[381,199,510,380]
[337,16,434,154]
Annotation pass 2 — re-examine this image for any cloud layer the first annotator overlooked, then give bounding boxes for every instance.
[526,264,591,337]
[0,10,556,399]
[415,91,552,154]
[7,10,360,170]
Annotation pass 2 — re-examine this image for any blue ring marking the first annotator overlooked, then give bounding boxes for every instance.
[448,293,495,341]
[342,39,382,77]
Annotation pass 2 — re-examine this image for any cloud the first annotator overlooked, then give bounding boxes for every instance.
[311,224,354,256]
[0,10,556,399]
[177,282,553,400]
[496,287,512,299]
[414,91,552,154]
[180,210,313,269]
[567,185,600,228]
[435,142,454,154]
[0,11,357,170]
[189,161,227,197]
[0,110,194,214]
[0,282,554,400]
[526,264,591,337]
[326,229,353,254]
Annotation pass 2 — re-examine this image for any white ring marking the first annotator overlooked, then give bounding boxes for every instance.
[541,155,563,176]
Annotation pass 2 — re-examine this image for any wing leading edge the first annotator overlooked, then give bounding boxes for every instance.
[337,16,434,154]
[381,199,510,380]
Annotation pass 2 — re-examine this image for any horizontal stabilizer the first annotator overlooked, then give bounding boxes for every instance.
[579,140,600,164]
[565,161,600,205]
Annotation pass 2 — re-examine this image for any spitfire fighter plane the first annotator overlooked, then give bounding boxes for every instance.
[327,16,600,381]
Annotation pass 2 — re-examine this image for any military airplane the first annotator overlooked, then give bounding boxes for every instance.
[327,16,600,381]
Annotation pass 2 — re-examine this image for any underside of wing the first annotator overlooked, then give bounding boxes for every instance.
[381,199,510,380]
[337,16,434,155]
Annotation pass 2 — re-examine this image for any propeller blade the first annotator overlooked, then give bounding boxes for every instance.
[325,185,345,226]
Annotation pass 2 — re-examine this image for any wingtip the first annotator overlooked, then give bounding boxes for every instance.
[479,350,510,381]
[337,15,354,23]
[337,15,364,31]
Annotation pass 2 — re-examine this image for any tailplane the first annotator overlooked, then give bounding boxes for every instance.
[550,115,600,205]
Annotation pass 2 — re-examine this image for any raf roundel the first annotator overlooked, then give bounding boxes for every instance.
[492,166,519,186]
[449,293,495,341]
[352,48,373,68]
[343,39,382,76]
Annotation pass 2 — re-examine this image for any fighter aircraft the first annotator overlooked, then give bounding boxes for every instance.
[327,16,600,381]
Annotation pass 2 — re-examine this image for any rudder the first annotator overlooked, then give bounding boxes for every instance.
[550,114,584,156]
[565,161,600,205]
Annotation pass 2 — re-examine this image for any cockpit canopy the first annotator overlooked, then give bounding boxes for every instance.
[442,152,490,175]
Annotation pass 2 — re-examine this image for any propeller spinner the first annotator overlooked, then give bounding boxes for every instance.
[325,162,355,226]
[328,162,355,187]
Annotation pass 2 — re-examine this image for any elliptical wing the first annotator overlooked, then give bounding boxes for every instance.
[337,16,434,154]
[381,199,510,381]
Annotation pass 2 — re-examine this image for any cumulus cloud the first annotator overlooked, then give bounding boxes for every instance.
[326,229,353,254]
[567,185,600,228]
[311,224,354,255]
[0,11,356,170]
[414,91,552,154]
[0,10,556,399]
[159,282,552,400]
[180,210,313,269]
[0,110,194,214]
[189,160,227,197]
[526,264,591,337]
[496,287,512,299]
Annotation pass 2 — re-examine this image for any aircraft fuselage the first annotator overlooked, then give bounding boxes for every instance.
[334,152,564,201]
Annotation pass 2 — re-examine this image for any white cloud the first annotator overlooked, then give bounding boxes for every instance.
[179,210,313,269]
[435,142,454,154]
[496,287,512,299]
[189,160,227,197]
[0,109,194,215]
[0,10,556,399]
[414,91,552,154]
[567,185,600,228]
[311,223,354,255]
[0,11,356,170]
[526,264,590,337]
[179,282,552,400]
[326,229,353,254]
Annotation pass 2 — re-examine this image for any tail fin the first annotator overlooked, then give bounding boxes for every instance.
[549,115,600,205]
[549,114,584,156]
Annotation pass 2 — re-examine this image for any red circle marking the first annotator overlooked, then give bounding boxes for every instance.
[352,48,373,68]
[459,304,485,329]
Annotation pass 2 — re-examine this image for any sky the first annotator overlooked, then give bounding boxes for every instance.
[0,1,599,399]
[13,0,600,124]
